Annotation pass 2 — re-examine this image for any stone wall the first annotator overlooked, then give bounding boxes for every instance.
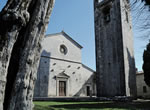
[46,58,96,97]
[43,32,82,63]
[94,0,136,97]
[120,0,137,97]
[34,32,96,97]
[136,72,150,98]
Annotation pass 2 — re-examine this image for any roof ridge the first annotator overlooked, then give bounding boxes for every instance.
[45,31,83,49]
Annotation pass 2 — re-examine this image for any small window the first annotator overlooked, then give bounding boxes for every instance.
[126,0,129,3]
[125,11,129,23]
[51,69,54,72]
[103,7,111,23]
[67,65,71,68]
[53,63,56,66]
[143,86,147,93]
[77,67,80,69]
[98,0,103,3]
[60,45,67,55]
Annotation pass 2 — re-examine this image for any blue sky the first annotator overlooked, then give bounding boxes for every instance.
[0,0,148,71]
[132,1,150,71]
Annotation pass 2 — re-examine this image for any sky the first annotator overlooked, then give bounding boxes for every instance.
[0,0,148,71]
[132,1,150,71]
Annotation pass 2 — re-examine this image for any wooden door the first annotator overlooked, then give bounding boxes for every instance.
[59,81,66,96]
[87,86,90,96]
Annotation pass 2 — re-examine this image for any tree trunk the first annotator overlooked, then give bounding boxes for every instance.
[0,0,55,110]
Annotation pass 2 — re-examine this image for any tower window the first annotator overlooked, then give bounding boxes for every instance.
[143,86,147,93]
[98,0,103,3]
[125,11,129,23]
[103,7,111,23]
[126,0,129,3]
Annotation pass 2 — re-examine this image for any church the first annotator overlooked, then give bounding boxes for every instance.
[34,0,137,98]
[34,31,96,97]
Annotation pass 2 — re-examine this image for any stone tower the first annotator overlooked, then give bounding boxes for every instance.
[94,0,137,97]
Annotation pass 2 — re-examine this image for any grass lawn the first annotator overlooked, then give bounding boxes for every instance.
[33,100,150,110]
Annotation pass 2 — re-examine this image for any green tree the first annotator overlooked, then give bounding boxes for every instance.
[140,0,150,87]
[143,42,150,87]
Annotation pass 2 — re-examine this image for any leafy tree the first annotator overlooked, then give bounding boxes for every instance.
[0,0,55,110]
[143,42,150,87]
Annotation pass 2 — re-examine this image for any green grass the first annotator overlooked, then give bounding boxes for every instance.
[33,100,150,110]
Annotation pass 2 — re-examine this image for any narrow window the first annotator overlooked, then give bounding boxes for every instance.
[143,86,147,93]
[86,86,90,96]
[125,11,129,23]
[103,7,110,23]
[44,75,47,83]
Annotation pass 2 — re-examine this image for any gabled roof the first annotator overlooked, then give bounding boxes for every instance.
[45,31,83,49]
[56,72,70,78]
[82,64,96,73]
[136,71,144,75]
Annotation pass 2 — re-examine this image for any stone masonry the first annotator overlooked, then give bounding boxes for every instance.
[94,0,137,97]
[34,31,96,97]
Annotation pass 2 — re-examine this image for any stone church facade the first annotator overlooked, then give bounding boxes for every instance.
[34,31,96,97]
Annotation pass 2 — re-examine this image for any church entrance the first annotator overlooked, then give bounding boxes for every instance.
[59,81,66,96]
[86,86,90,96]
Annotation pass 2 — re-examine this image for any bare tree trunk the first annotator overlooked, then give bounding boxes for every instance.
[0,0,31,109]
[0,0,54,110]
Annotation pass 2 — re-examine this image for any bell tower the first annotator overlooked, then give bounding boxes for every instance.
[94,0,137,97]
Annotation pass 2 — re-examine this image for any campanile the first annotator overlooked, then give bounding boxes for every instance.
[94,0,137,97]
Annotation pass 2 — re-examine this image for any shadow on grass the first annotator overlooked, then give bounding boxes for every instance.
[33,105,53,110]
[34,105,46,110]
[49,101,150,110]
